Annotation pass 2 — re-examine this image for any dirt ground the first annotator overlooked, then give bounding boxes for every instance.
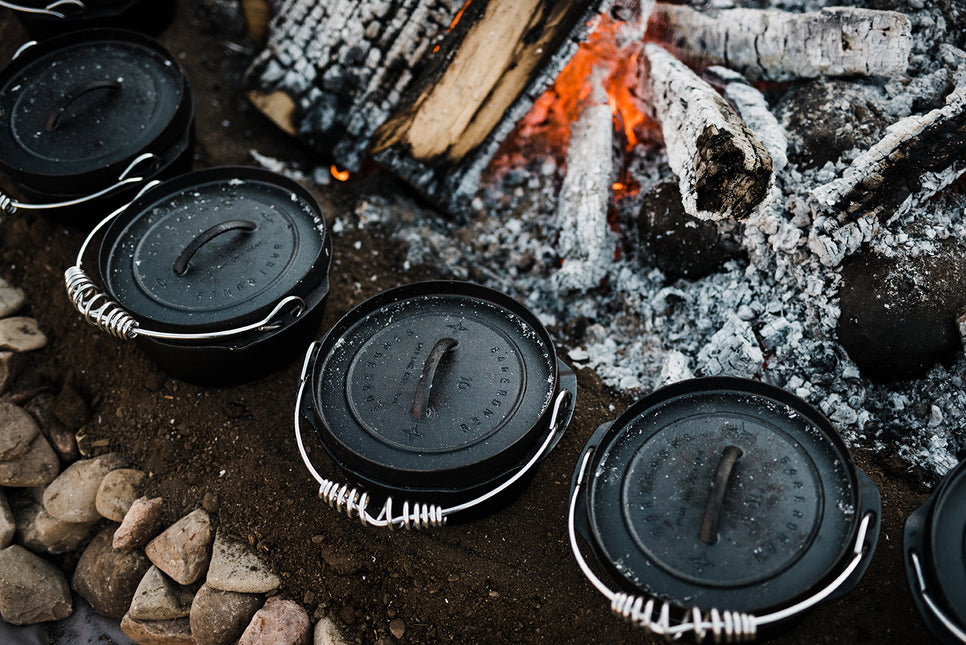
[0,3,944,643]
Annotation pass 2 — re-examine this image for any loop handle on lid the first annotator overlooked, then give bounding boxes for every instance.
[410,338,458,418]
[698,444,743,545]
[45,79,122,131]
[0,0,85,18]
[173,220,257,276]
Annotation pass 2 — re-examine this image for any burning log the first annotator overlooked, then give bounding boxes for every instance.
[643,43,773,222]
[554,81,618,292]
[650,4,912,82]
[811,82,966,224]
[246,0,609,213]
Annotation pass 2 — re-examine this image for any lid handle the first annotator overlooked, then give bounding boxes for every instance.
[698,444,743,545]
[410,338,458,418]
[45,79,122,131]
[173,220,257,276]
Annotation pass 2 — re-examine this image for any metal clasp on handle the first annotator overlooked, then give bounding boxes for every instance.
[567,449,877,642]
[0,152,158,216]
[0,0,85,18]
[294,346,573,530]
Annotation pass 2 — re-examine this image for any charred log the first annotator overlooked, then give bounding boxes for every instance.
[649,4,912,82]
[643,43,773,222]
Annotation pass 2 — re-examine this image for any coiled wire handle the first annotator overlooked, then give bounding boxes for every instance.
[294,341,572,530]
[568,449,876,643]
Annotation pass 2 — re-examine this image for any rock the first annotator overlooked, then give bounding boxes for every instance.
[0,544,73,624]
[0,351,23,396]
[239,596,311,645]
[638,181,745,280]
[42,452,125,522]
[25,392,80,462]
[96,468,147,522]
[146,509,213,585]
[207,532,281,594]
[838,238,966,381]
[0,433,59,487]
[0,400,40,460]
[0,489,14,549]
[0,317,47,352]
[72,525,152,618]
[0,279,25,317]
[114,496,165,550]
[14,498,97,554]
[129,565,196,620]
[314,617,350,645]
[389,617,405,639]
[121,614,195,645]
[52,382,91,429]
[190,582,263,645]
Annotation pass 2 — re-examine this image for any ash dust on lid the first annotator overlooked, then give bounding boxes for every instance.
[587,380,862,613]
[312,285,557,488]
[0,38,184,176]
[102,176,326,330]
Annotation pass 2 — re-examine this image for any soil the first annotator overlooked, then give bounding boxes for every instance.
[0,3,944,644]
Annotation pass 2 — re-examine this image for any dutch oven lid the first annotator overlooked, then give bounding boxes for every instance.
[576,377,879,617]
[905,459,966,643]
[0,29,190,194]
[307,281,559,493]
[98,166,330,333]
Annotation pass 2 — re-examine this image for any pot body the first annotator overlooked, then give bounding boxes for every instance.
[13,0,177,39]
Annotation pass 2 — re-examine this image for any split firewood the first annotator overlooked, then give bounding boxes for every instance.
[643,43,773,222]
[554,80,618,292]
[811,82,966,224]
[247,0,608,214]
[649,4,912,82]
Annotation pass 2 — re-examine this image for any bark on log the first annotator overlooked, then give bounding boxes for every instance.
[554,80,617,292]
[649,4,912,82]
[643,43,773,222]
[810,82,966,224]
[247,0,609,214]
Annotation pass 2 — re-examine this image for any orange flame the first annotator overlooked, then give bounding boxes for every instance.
[330,165,350,182]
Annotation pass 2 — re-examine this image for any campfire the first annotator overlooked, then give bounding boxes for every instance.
[244,0,966,480]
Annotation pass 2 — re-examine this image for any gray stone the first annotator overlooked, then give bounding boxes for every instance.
[190,583,263,645]
[314,617,350,645]
[121,613,195,645]
[43,452,126,522]
[129,565,197,621]
[0,544,73,624]
[146,509,213,585]
[239,597,310,645]
[207,532,280,594]
[0,351,23,396]
[114,496,165,550]
[0,400,40,460]
[72,525,152,619]
[25,392,79,462]
[0,488,13,548]
[96,468,147,522]
[0,433,59,487]
[14,499,97,554]
[0,279,25,317]
[0,317,47,352]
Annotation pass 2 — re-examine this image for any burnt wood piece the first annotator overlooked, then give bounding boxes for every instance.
[649,4,912,82]
[643,43,773,222]
[811,83,966,224]
[247,0,610,214]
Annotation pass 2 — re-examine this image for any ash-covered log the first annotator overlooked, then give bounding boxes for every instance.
[246,0,610,214]
[643,43,773,222]
[649,4,912,82]
[811,81,966,224]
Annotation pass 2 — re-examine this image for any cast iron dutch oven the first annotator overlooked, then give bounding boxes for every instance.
[905,458,966,644]
[2,0,176,38]
[568,377,880,642]
[295,281,577,528]
[0,29,192,220]
[65,166,332,385]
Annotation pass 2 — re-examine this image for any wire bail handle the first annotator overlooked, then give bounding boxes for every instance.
[64,174,306,342]
[294,340,573,530]
[0,0,85,18]
[908,550,966,642]
[567,448,877,643]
